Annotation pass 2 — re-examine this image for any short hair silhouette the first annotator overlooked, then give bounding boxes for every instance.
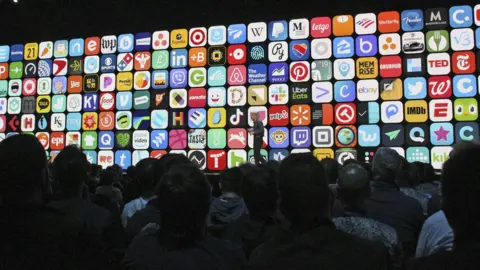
[52,145,91,189]
[242,165,278,220]
[154,154,191,185]
[135,158,157,194]
[372,148,401,182]
[337,163,371,206]
[321,158,340,184]
[219,167,243,195]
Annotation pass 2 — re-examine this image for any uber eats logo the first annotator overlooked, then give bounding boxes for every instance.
[405,100,428,123]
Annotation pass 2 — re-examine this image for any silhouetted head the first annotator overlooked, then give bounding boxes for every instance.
[372,148,401,183]
[321,158,340,184]
[242,164,278,221]
[135,158,157,196]
[337,163,371,208]
[99,169,118,186]
[154,154,191,186]
[52,145,91,197]
[219,167,243,196]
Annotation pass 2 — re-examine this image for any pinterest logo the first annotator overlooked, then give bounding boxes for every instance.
[289,61,310,82]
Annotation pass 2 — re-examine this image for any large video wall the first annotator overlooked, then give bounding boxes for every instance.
[0,5,479,170]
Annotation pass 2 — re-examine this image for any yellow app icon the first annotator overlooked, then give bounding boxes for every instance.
[381,78,403,100]
[207,108,226,128]
[405,100,428,123]
[82,112,98,130]
[170,29,188,49]
[313,149,334,160]
[24,43,39,60]
[117,72,133,91]
[248,85,267,105]
[36,96,51,113]
[356,57,378,79]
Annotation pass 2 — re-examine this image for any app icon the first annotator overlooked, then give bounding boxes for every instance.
[269,127,289,148]
[405,100,428,122]
[406,147,430,163]
[455,122,479,142]
[358,125,380,147]
[332,15,354,36]
[268,20,288,41]
[401,9,424,31]
[381,124,404,147]
[449,5,473,28]
[227,24,247,44]
[430,123,454,145]
[454,98,478,121]
[333,37,354,58]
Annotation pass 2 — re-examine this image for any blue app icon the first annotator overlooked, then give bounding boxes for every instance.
[83,93,98,111]
[268,63,288,83]
[358,125,381,147]
[170,69,188,88]
[355,35,377,57]
[152,70,169,89]
[84,151,97,164]
[10,44,24,61]
[38,115,49,130]
[449,5,473,28]
[269,149,289,162]
[151,130,169,149]
[268,20,288,41]
[135,32,151,51]
[98,131,114,149]
[188,108,207,128]
[0,46,10,62]
[476,28,480,49]
[69,39,84,57]
[227,24,247,44]
[334,81,356,102]
[115,151,132,169]
[208,66,226,86]
[455,122,479,141]
[401,10,424,31]
[453,75,477,97]
[116,92,133,110]
[406,147,430,163]
[289,40,310,61]
[38,60,52,77]
[170,49,188,68]
[66,113,81,131]
[118,34,134,52]
[404,77,427,99]
[269,127,290,148]
[368,102,380,124]
[209,27,226,44]
[54,40,69,58]
[101,55,117,73]
[333,37,354,58]
[430,123,454,146]
[248,64,267,85]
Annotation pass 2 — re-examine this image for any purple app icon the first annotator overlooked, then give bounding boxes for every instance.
[170,69,188,88]
[269,63,288,83]
[355,35,377,57]
[135,32,151,51]
[290,127,311,148]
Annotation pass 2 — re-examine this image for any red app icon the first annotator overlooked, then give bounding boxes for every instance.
[452,52,476,74]
[50,132,65,150]
[268,105,289,126]
[311,17,332,38]
[334,103,356,125]
[85,37,101,55]
[428,76,452,99]
[207,150,227,171]
[227,45,247,65]
[188,88,207,107]
[151,150,168,159]
[23,78,37,96]
[99,92,115,111]
[379,56,402,78]
[0,116,6,132]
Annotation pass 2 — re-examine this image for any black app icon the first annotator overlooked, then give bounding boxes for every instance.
[406,124,429,146]
[208,46,226,66]
[381,124,404,147]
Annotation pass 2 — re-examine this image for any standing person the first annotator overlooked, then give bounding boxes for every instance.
[249,112,265,165]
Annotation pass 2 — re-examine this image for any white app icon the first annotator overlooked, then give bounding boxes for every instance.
[67,94,82,112]
[430,146,453,170]
[378,34,401,55]
[312,82,333,103]
[101,35,117,54]
[357,79,379,101]
[152,30,170,50]
[381,101,403,123]
[268,42,288,62]
[227,86,247,106]
[355,13,377,35]
[450,28,475,51]
[427,53,451,75]
[429,99,453,122]
[333,59,355,80]
[132,130,150,150]
[248,22,267,43]
[311,39,332,59]
[289,18,310,39]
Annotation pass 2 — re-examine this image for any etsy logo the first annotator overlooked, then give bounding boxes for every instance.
[311,17,332,38]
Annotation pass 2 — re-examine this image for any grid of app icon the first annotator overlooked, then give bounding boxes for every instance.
[0,5,479,170]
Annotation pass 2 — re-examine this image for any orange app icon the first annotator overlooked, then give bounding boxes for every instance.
[189,48,207,67]
[82,112,98,131]
[85,37,101,55]
[335,125,357,148]
[290,104,311,126]
[0,63,8,79]
[332,15,354,36]
[68,75,83,93]
[378,11,400,33]
[99,112,115,130]
[134,52,151,71]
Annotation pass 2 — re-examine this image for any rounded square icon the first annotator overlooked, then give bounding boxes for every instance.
[427,53,451,75]
[456,122,479,142]
[152,50,169,70]
[268,63,288,83]
[401,10,424,31]
[452,51,476,74]
[66,113,81,131]
[0,63,8,80]
[84,37,100,56]
[227,128,247,149]
[116,111,132,130]
[312,82,333,103]
[356,57,378,79]
[334,103,356,125]
[379,56,402,79]
[227,45,247,65]
[332,15,354,36]
[247,106,268,127]
[150,130,169,150]
[117,53,134,72]
[289,61,310,82]
[134,52,151,71]
[378,34,401,55]
[51,95,66,113]
[247,85,267,106]
[208,46,226,66]
[207,67,226,87]
[406,124,428,146]
[312,126,334,147]
[99,74,115,92]
[454,98,478,121]
[335,126,357,148]
[430,146,452,169]
[227,65,247,85]
[207,108,226,128]
[0,46,9,63]
[268,127,289,148]
[132,130,150,150]
[152,70,169,90]
[358,125,380,147]
[311,17,331,38]
[151,109,168,129]
[68,39,84,57]
[248,22,267,43]
[228,107,247,127]
[169,89,187,109]
[333,37,354,58]
[52,77,67,94]
[37,77,52,95]
[333,59,355,80]
[98,112,115,130]
[355,35,377,57]
[117,34,134,53]
[170,49,188,68]
[430,123,454,146]
[449,5,473,28]
[116,72,133,91]
[38,60,52,77]
[268,20,288,41]
[208,26,227,45]
[380,78,403,100]
[50,113,66,131]
[429,99,453,122]
[152,31,170,50]
[207,129,226,149]
[24,43,39,60]
[406,147,429,163]
[381,124,404,147]
[334,81,356,102]
[402,32,425,54]
[475,4,480,26]
[38,41,53,59]
[9,79,22,96]
[99,92,115,111]
[133,71,151,90]
[404,55,425,76]
[82,112,98,131]
[290,127,311,148]
[188,27,207,47]
[450,28,475,51]
[424,8,449,30]
[52,59,67,77]
[290,104,311,126]
[289,18,309,39]
[426,31,450,53]
[66,94,82,112]
[268,84,289,105]
[227,24,247,44]
[248,64,267,85]
[188,108,207,128]
[7,97,21,114]
[428,76,452,99]
[357,79,379,101]
[310,60,332,81]
[188,88,207,108]
[23,78,37,96]
[355,13,377,35]
[227,86,247,107]
[311,39,332,60]
[187,68,206,88]
[381,101,403,123]
[53,40,68,58]
[187,129,207,150]
[268,42,288,62]
[208,87,227,107]
[170,69,188,88]
[268,105,289,126]
[454,75,477,97]
[378,11,401,33]
[405,100,428,122]
[289,40,310,61]
[100,35,117,54]
[97,131,114,149]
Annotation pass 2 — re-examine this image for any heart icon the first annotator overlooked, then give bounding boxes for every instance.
[293,43,308,58]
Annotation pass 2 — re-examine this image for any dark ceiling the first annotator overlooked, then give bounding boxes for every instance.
[0,0,476,44]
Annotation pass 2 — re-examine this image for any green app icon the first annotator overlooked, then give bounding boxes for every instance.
[426,30,449,53]
[455,98,478,121]
[228,151,247,168]
[8,97,21,114]
[0,81,7,97]
[189,68,206,87]
[311,60,332,81]
[115,132,131,149]
[9,62,23,79]
[207,129,226,149]
[51,95,66,113]
[133,91,150,110]
[82,131,98,150]
[152,51,169,69]
[247,149,268,164]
